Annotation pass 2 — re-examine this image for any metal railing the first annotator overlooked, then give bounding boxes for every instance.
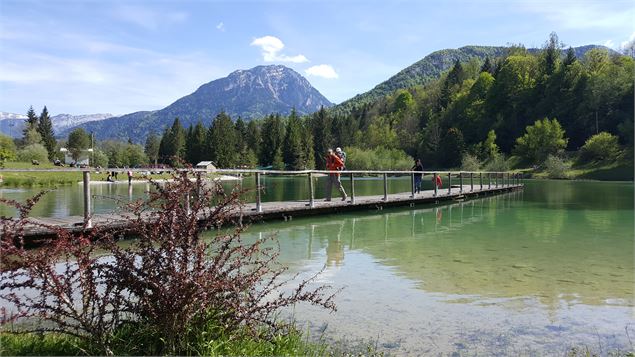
[0,168,524,228]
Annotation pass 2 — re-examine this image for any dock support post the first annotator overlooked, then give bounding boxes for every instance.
[433,173,438,197]
[448,173,452,195]
[83,171,92,228]
[308,172,314,208]
[459,172,463,193]
[350,173,355,204]
[410,172,415,198]
[383,173,388,201]
[495,173,498,188]
[470,172,473,191]
[255,172,262,213]
[479,172,483,190]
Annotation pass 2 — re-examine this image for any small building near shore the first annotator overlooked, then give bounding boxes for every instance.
[60,147,93,165]
[196,161,217,171]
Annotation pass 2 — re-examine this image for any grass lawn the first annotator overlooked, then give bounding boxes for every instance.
[1,161,84,187]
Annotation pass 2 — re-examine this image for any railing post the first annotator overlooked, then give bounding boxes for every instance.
[479,172,483,190]
[308,172,314,208]
[350,173,355,204]
[255,172,262,213]
[83,171,92,228]
[496,172,498,188]
[459,172,463,193]
[433,172,438,197]
[182,171,191,215]
[488,173,491,189]
[470,172,473,192]
[410,172,415,198]
[383,173,388,201]
[448,172,452,195]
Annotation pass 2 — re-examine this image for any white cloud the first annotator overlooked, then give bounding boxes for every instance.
[0,34,227,115]
[216,22,225,32]
[604,40,615,48]
[113,5,188,30]
[250,35,308,63]
[620,32,635,53]
[305,65,338,79]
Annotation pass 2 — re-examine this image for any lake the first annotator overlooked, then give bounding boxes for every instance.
[1,178,633,354]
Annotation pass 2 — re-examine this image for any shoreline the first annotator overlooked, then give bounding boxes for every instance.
[79,175,242,184]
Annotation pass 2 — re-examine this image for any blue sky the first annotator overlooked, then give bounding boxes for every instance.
[0,0,633,116]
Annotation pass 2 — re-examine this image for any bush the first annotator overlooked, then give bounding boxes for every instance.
[16,144,48,163]
[578,132,622,163]
[344,146,413,170]
[1,170,337,355]
[484,153,510,171]
[460,153,481,171]
[544,155,569,179]
[514,118,568,164]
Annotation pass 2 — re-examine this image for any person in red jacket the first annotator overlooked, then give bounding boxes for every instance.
[434,173,443,190]
[325,149,347,201]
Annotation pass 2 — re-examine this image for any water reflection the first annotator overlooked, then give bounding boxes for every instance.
[226,187,633,354]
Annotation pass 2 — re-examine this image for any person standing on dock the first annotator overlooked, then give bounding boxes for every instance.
[127,170,133,185]
[325,149,347,202]
[412,159,423,194]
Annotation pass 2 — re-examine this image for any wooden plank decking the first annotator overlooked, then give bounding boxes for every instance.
[18,183,522,240]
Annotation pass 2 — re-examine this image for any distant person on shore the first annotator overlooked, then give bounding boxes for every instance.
[325,149,347,202]
[127,170,133,185]
[335,147,347,170]
[106,173,114,182]
[411,158,423,194]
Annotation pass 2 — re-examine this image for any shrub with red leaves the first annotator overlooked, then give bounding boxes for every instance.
[0,169,337,355]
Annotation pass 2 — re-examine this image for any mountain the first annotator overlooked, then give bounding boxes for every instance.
[331,44,616,115]
[0,112,113,138]
[70,65,333,142]
[51,113,114,133]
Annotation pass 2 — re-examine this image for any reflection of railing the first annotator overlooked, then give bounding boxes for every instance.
[0,168,524,229]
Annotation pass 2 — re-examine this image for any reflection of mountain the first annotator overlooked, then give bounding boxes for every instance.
[235,190,633,309]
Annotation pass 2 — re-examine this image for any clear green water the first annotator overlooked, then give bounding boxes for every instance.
[216,180,634,355]
[1,179,633,354]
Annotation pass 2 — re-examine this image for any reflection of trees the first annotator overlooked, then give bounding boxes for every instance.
[516,206,565,241]
[232,189,632,310]
[583,210,614,233]
[525,180,633,211]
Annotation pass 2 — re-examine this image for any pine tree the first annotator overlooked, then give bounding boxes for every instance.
[188,121,206,164]
[160,118,186,165]
[302,118,315,169]
[158,128,170,164]
[481,57,492,73]
[234,117,247,156]
[23,106,39,140]
[542,32,561,76]
[245,120,261,164]
[311,107,333,169]
[208,112,237,168]
[145,132,160,165]
[260,114,285,166]
[283,109,305,170]
[563,47,576,66]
